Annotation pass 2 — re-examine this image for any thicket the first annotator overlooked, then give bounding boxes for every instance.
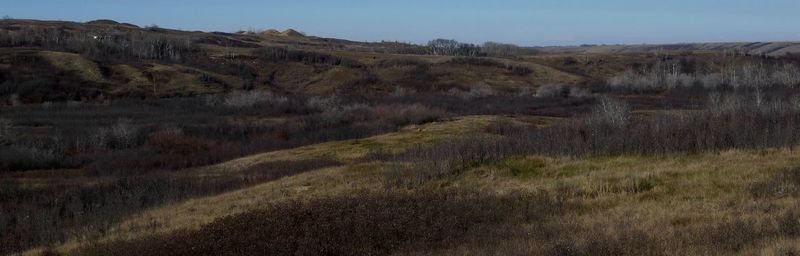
[445,57,533,76]
[77,189,566,256]
[425,39,537,57]
[0,159,340,255]
[382,93,800,187]
[0,91,447,173]
[0,91,457,253]
[77,184,800,255]
[253,47,363,68]
[482,41,539,57]
[608,59,800,91]
[0,25,198,62]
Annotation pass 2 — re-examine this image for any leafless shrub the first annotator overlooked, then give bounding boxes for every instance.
[390,87,417,97]
[216,90,288,108]
[0,118,12,144]
[253,47,363,67]
[482,41,538,57]
[699,73,724,89]
[40,101,54,109]
[110,119,138,148]
[370,103,445,127]
[448,84,496,100]
[9,93,20,106]
[467,84,497,99]
[750,167,800,198]
[385,137,505,188]
[771,64,800,87]
[570,86,592,98]
[0,25,197,61]
[0,144,61,171]
[591,97,631,126]
[516,86,533,97]
[609,60,800,91]
[607,69,659,91]
[95,119,140,149]
[305,96,341,112]
[316,103,371,127]
[377,58,426,68]
[706,92,744,114]
[536,84,569,98]
[77,189,565,256]
[427,39,482,56]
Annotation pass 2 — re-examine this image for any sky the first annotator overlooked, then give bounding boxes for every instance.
[3,0,799,46]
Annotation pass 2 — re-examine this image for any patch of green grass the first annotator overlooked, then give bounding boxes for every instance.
[553,162,600,178]
[495,156,547,178]
[113,64,150,86]
[344,163,383,173]
[39,51,105,82]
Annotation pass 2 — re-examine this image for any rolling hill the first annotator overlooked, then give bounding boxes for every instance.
[3,18,799,104]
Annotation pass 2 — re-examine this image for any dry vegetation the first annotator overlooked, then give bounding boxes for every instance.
[3,18,800,256]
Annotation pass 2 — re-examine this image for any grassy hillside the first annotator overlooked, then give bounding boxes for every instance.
[4,19,799,104]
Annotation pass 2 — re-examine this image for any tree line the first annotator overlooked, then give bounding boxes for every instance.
[0,25,198,62]
[425,39,538,57]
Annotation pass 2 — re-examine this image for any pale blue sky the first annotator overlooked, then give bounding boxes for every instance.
[3,0,799,46]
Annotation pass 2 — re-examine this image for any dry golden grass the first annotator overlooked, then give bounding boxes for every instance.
[444,148,800,255]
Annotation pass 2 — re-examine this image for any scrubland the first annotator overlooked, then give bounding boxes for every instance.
[2,19,800,256]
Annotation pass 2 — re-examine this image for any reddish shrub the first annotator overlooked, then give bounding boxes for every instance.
[145,130,215,155]
[77,189,564,256]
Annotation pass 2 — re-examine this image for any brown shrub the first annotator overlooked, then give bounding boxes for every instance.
[77,189,565,256]
[0,159,340,255]
[145,129,215,156]
[751,167,800,198]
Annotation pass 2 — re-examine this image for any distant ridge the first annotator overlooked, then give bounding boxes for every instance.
[280,29,305,37]
[256,28,306,37]
[259,29,281,36]
[86,19,119,25]
[538,41,800,56]
[85,19,140,29]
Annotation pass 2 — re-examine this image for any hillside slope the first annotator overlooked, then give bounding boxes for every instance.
[0,19,583,103]
[539,41,800,56]
[5,19,799,104]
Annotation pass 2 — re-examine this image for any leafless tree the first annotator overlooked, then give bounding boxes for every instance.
[427,39,481,56]
[592,97,631,126]
[482,42,538,57]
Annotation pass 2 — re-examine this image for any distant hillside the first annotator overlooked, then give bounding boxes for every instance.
[0,19,577,103]
[1,18,799,104]
[539,42,800,56]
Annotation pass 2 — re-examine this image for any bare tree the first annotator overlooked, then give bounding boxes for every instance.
[0,118,12,145]
[482,42,537,57]
[427,39,481,56]
[592,97,631,126]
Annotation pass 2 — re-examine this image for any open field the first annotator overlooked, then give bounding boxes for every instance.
[2,19,800,255]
